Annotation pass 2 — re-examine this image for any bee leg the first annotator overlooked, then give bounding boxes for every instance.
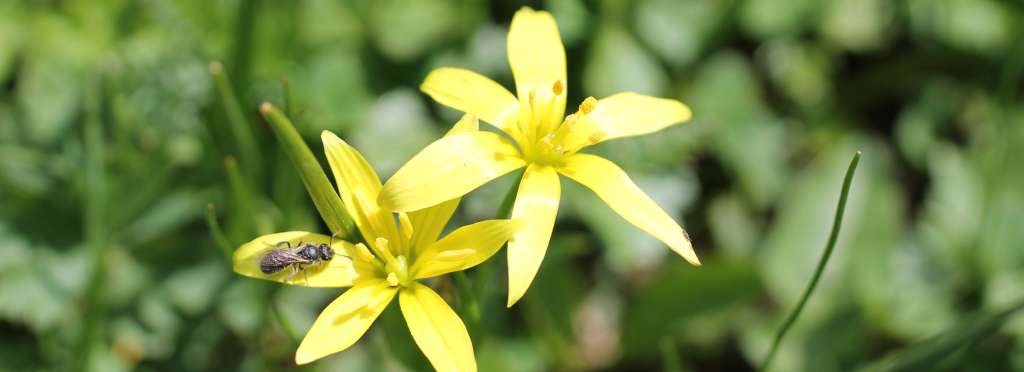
[301,265,310,287]
[282,265,298,285]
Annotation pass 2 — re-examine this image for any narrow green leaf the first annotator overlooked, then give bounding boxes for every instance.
[471,172,524,297]
[224,156,257,242]
[453,271,483,346]
[259,102,357,241]
[659,336,685,372]
[210,61,263,185]
[205,204,234,262]
[760,151,861,372]
[858,301,1024,372]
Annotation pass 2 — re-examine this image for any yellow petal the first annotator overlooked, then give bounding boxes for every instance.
[422,68,521,137]
[556,154,700,265]
[322,131,403,254]
[399,282,477,372]
[401,112,482,251]
[295,279,397,364]
[411,218,528,279]
[406,197,460,254]
[446,112,481,136]
[506,164,561,307]
[563,92,692,147]
[233,232,380,287]
[508,7,567,135]
[378,131,527,212]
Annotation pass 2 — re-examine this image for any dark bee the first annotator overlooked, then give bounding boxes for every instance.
[255,232,349,285]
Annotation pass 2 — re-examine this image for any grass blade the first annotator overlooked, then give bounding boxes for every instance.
[759,151,862,372]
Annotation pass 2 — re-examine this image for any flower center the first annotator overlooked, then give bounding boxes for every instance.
[354,237,409,287]
[516,81,606,165]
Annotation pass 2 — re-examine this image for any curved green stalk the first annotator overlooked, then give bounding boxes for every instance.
[759,151,861,372]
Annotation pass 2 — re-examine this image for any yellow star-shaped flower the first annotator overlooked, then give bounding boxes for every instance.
[377,7,700,307]
[233,117,525,370]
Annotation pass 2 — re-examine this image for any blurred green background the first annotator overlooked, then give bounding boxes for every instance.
[2,0,1024,371]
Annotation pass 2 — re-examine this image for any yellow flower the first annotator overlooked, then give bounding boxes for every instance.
[233,116,525,369]
[377,7,700,307]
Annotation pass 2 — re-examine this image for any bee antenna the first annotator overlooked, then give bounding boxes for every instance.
[329,230,340,249]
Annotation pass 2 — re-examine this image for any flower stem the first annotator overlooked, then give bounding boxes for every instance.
[759,151,861,372]
[259,103,358,241]
[209,61,263,185]
[659,336,685,372]
[453,271,483,344]
[76,71,109,372]
[472,172,524,297]
[205,204,235,262]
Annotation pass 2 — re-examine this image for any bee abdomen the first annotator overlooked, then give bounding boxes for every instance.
[261,264,285,274]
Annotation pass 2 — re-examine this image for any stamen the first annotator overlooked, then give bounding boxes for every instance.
[563,114,577,132]
[434,249,476,262]
[579,97,597,115]
[551,80,564,96]
[386,272,400,286]
[528,89,537,109]
[355,243,375,262]
[375,237,396,262]
[354,189,383,233]
[538,134,554,150]
[588,131,606,145]
[335,292,371,316]
[517,120,528,137]
[398,212,414,239]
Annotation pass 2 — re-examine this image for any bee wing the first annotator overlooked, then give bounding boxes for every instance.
[254,248,305,267]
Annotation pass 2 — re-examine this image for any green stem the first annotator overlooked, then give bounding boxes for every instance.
[224,156,259,241]
[259,103,358,241]
[659,336,685,372]
[210,61,263,185]
[76,72,108,372]
[472,172,524,297]
[453,271,483,345]
[271,302,302,346]
[759,151,861,372]
[205,204,235,262]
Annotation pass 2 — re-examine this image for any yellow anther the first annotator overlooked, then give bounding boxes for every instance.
[588,131,606,145]
[434,249,476,262]
[375,237,393,259]
[579,97,597,115]
[517,120,528,137]
[538,135,554,150]
[398,212,414,239]
[563,114,577,132]
[552,80,564,95]
[528,89,537,109]
[386,272,400,286]
[355,243,375,262]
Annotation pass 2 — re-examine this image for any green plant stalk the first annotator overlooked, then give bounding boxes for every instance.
[453,271,483,345]
[210,61,263,185]
[224,156,260,241]
[659,336,685,372]
[759,151,861,372]
[205,204,235,262]
[259,103,357,241]
[272,302,302,346]
[76,72,108,372]
[472,172,523,297]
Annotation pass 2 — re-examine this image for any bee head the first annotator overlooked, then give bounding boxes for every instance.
[319,244,335,261]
